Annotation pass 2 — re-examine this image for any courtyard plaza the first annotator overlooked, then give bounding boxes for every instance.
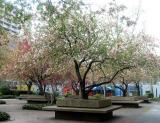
[0,99,160,123]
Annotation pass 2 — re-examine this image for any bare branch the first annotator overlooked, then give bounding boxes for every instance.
[82,59,105,82]
[79,57,86,67]
[85,65,135,92]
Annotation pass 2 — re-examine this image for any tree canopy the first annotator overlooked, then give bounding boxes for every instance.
[0,0,159,99]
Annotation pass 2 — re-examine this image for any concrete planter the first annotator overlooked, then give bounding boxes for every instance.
[107,96,141,101]
[135,96,149,103]
[106,96,144,108]
[135,96,148,100]
[56,98,112,108]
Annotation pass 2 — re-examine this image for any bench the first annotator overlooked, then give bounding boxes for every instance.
[27,98,48,104]
[43,105,121,121]
[111,100,143,107]
[18,94,31,100]
[136,96,150,103]
[19,95,49,104]
[106,96,143,107]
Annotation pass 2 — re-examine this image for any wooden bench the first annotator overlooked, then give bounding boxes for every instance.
[43,105,121,121]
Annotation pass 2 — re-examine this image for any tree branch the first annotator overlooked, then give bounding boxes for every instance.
[85,66,135,92]
[74,59,83,82]
[114,84,124,92]
[79,57,86,67]
[82,59,105,82]
[71,81,79,95]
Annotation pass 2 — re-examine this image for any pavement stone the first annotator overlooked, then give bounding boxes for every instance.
[0,99,159,123]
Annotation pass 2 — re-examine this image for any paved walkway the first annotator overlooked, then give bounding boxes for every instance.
[0,99,159,123]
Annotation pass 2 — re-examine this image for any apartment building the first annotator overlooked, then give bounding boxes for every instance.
[0,6,21,35]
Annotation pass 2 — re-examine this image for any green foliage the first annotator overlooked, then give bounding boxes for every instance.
[33,0,150,99]
[2,0,157,100]
[147,93,154,98]
[91,94,104,100]
[13,9,32,24]
[0,95,15,99]
[151,97,160,102]
[57,96,65,100]
[0,85,12,95]
[64,93,72,98]
[145,91,154,98]
[0,100,6,104]
[52,91,60,98]
[0,26,7,38]
[0,111,10,121]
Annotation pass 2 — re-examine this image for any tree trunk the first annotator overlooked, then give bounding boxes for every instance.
[27,85,32,94]
[71,81,79,95]
[137,86,141,96]
[79,81,88,99]
[25,81,32,94]
[38,82,45,95]
[28,85,31,91]
[122,79,128,97]
[43,84,46,93]
[136,82,141,96]
[74,60,88,99]
[122,89,127,97]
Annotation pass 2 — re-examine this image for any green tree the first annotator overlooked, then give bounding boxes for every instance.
[12,0,157,99]
[34,0,145,99]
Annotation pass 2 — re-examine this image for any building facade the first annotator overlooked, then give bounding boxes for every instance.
[0,6,21,35]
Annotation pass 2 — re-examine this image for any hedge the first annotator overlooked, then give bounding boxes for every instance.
[0,112,10,121]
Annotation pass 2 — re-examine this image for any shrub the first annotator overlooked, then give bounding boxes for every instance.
[0,95,15,99]
[92,94,104,100]
[151,97,160,102]
[64,93,72,98]
[22,104,49,110]
[0,86,12,95]
[145,91,150,94]
[0,100,6,104]
[0,112,10,121]
[147,93,154,98]
[145,91,154,98]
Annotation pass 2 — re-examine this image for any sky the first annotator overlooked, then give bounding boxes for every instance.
[86,0,160,40]
[7,0,160,40]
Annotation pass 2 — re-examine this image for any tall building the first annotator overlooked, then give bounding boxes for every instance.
[0,5,21,35]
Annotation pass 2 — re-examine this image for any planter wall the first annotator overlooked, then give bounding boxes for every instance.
[107,96,141,101]
[56,98,112,108]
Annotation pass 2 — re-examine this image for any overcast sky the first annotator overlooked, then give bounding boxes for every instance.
[86,0,160,40]
[8,0,160,40]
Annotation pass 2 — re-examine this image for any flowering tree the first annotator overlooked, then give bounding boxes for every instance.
[33,0,151,99]
[9,0,158,99]
[0,0,32,79]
